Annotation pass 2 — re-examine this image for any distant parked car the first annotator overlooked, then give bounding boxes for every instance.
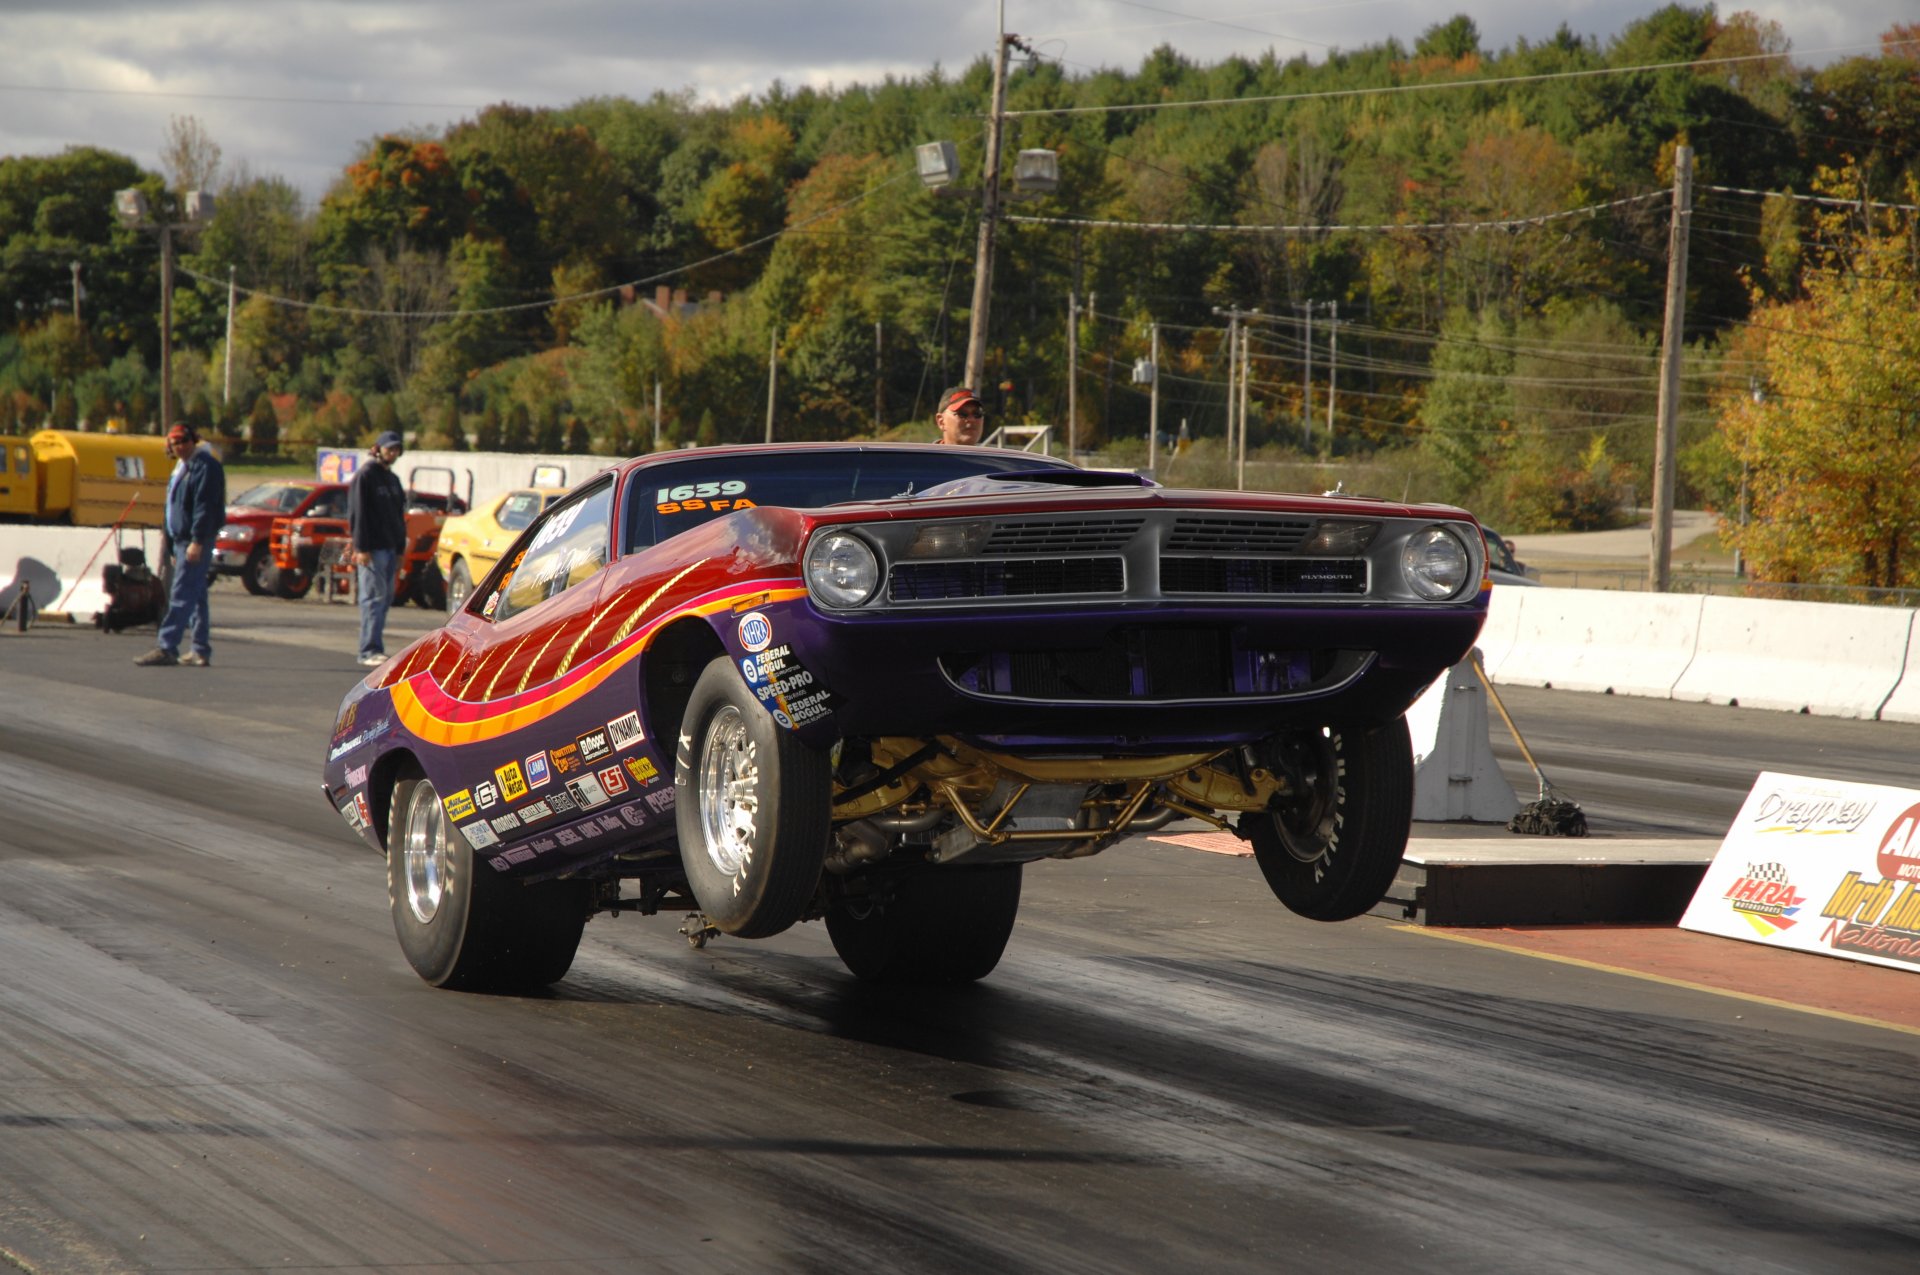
[1481,528,1540,587]
[436,486,569,612]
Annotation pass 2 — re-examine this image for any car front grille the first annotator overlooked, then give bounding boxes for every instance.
[1159,557,1367,595]
[890,557,1124,601]
[982,517,1144,554]
[1166,515,1315,554]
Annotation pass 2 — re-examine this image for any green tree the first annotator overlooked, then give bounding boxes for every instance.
[247,390,279,455]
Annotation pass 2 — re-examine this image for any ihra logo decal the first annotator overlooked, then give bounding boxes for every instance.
[1722,861,1805,937]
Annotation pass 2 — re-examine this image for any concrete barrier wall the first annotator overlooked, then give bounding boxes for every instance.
[1670,596,1913,719]
[0,524,163,622]
[1495,587,1704,697]
[1878,625,1920,723]
[1475,587,1522,678]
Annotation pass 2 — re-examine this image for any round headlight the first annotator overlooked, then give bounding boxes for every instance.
[805,531,880,608]
[1401,525,1472,600]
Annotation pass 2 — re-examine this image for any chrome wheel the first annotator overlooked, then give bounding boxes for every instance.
[696,705,760,877]
[402,778,453,925]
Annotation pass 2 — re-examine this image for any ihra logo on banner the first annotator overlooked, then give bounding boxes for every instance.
[1721,862,1805,937]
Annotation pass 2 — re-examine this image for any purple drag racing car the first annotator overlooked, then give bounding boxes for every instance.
[322,443,1490,989]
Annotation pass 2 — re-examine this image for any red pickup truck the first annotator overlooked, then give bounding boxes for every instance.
[215,478,466,599]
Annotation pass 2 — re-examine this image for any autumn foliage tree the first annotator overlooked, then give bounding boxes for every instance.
[1720,168,1920,589]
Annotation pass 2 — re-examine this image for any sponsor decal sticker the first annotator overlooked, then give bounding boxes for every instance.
[599,764,629,797]
[567,773,610,809]
[444,789,476,821]
[551,743,581,774]
[495,760,528,802]
[577,727,612,764]
[741,657,761,684]
[644,787,676,815]
[744,642,835,731]
[553,827,581,846]
[491,811,522,834]
[525,751,551,789]
[597,814,624,834]
[520,798,553,824]
[737,610,773,653]
[354,791,371,825]
[474,780,499,810]
[462,821,500,849]
[530,835,557,854]
[546,789,577,813]
[501,846,535,866]
[345,764,368,789]
[624,755,658,785]
[608,710,644,750]
[773,708,794,729]
[618,803,647,828]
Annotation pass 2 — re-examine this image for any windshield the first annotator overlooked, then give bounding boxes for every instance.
[622,449,1077,552]
[232,484,312,514]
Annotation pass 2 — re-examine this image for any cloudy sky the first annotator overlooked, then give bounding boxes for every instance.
[0,1,1905,203]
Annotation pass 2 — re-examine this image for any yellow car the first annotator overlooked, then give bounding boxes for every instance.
[435,486,567,612]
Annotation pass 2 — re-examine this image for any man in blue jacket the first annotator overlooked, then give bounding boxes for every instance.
[136,423,226,667]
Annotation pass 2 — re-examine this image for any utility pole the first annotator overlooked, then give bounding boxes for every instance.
[653,380,663,450]
[159,225,176,435]
[1301,301,1315,448]
[964,0,1013,393]
[1651,144,1693,593]
[1237,320,1251,491]
[1066,290,1078,457]
[874,319,884,431]
[223,265,236,410]
[1147,321,1159,474]
[70,261,83,324]
[1326,298,1338,451]
[765,331,777,444]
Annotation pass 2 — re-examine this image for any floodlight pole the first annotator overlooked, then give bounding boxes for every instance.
[963,0,1011,394]
[1651,145,1692,593]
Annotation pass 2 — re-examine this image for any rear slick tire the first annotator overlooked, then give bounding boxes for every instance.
[826,865,1022,985]
[673,656,831,939]
[1245,717,1413,922]
[387,767,590,991]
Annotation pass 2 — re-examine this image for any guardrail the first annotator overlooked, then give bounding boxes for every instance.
[1533,569,1920,607]
[1481,585,1919,723]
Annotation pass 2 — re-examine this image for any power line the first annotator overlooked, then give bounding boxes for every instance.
[1006,190,1665,235]
[1000,41,1910,118]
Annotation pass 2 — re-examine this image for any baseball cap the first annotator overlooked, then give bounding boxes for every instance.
[166,424,194,443]
[939,386,982,413]
[374,430,404,451]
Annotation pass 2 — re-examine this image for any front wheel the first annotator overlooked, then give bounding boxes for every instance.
[273,566,312,599]
[1244,717,1412,922]
[446,558,473,613]
[387,767,591,991]
[673,657,831,938]
[241,545,275,595]
[826,866,1022,985]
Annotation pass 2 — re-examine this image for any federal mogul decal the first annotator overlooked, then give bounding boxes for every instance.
[1815,800,1920,966]
[735,611,836,731]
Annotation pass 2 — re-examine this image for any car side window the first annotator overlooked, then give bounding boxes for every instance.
[498,492,542,532]
[487,481,614,624]
[312,490,349,519]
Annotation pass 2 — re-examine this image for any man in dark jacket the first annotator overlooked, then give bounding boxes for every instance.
[349,430,408,667]
[136,423,226,667]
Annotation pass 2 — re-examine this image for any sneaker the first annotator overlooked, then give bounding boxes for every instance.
[357,653,385,668]
[180,651,210,667]
[133,648,177,667]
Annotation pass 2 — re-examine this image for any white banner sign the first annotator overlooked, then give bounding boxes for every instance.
[1680,771,1920,973]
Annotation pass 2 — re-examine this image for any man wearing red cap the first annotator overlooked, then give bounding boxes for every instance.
[934,385,986,446]
[135,424,225,667]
